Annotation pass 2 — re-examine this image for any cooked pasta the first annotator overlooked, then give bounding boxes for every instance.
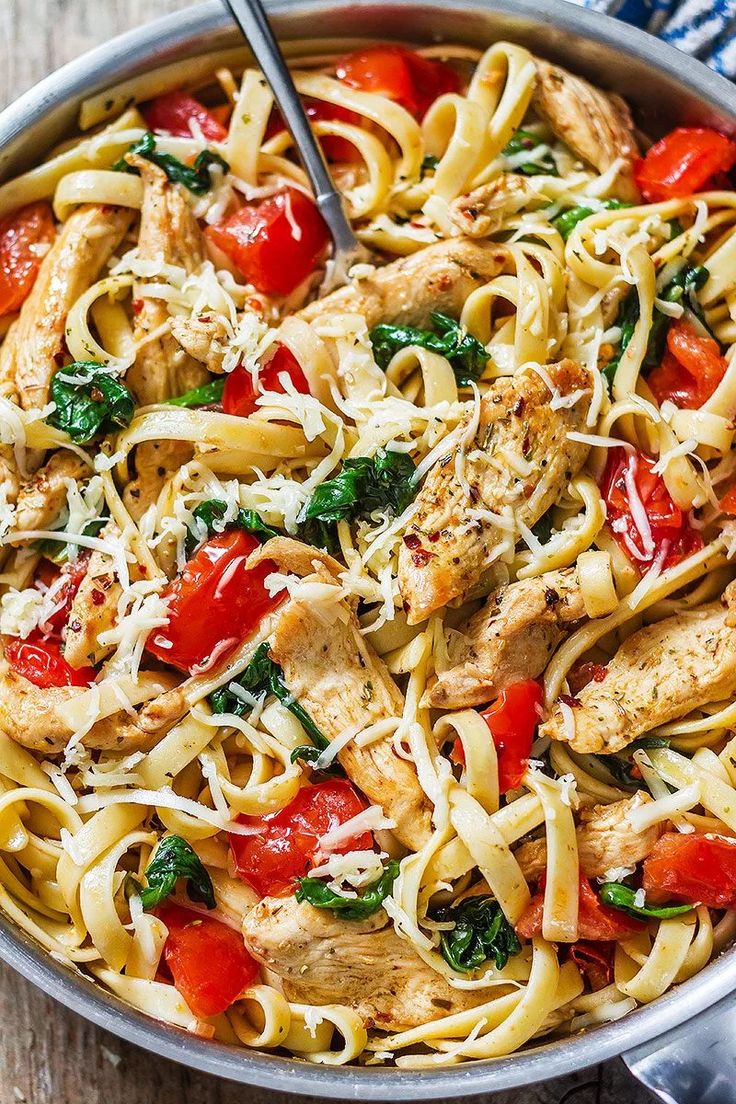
[2,33,736,1068]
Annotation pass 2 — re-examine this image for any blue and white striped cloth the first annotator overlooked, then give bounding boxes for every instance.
[570,0,736,78]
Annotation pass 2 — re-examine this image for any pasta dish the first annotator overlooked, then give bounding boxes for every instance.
[2,35,736,1068]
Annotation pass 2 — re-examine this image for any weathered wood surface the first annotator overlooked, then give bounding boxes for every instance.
[0,3,651,1101]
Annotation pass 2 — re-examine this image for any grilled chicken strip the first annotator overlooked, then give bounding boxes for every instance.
[298,238,507,329]
[514,794,663,882]
[3,205,131,411]
[243,895,487,1030]
[398,360,591,625]
[7,452,90,544]
[532,60,640,202]
[123,156,210,519]
[541,599,736,754]
[427,567,586,709]
[63,530,123,670]
[448,177,541,239]
[0,664,182,754]
[170,313,230,374]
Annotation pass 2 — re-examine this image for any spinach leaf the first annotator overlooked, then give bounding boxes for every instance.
[596,737,670,789]
[49,361,135,444]
[34,518,109,565]
[134,834,215,911]
[370,311,488,387]
[185,498,279,557]
[168,378,226,408]
[303,448,417,525]
[435,894,521,973]
[598,882,694,920]
[295,859,399,920]
[421,153,440,174]
[210,641,327,750]
[113,132,230,195]
[552,199,630,241]
[296,516,340,556]
[531,510,553,545]
[501,129,558,176]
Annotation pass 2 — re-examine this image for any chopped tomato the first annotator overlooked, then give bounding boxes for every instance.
[0,202,56,317]
[4,632,95,688]
[230,779,372,897]
[206,187,329,297]
[721,485,736,515]
[146,530,283,675]
[643,831,736,908]
[600,446,702,573]
[222,344,310,418]
[567,661,608,696]
[143,90,228,141]
[516,873,645,942]
[477,680,543,792]
[335,45,460,120]
[158,904,258,1018]
[34,554,90,634]
[568,941,615,991]
[265,98,362,162]
[635,127,736,202]
[648,319,727,410]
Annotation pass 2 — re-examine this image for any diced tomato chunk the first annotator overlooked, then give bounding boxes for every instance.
[335,45,460,119]
[0,202,56,317]
[648,319,727,410]
[206,187,329,297]
[478,679,542,792]
[158,904,258,1017]
[229,779,372,897]
[34,554,90,634]
[568,941,615,991]
[516,873,645,942]
[643,831,736,908]
[265,98,362,162]
[143,90,227,141]
[635,127,736,202]
[721,485,736,515]
[4,632,96,688]
[222,344,310,418]
[146,530,284,675]
[600,446,702,573]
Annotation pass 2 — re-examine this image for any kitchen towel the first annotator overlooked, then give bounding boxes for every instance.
[571,0,736,77]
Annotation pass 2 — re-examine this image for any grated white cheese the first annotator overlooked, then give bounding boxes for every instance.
[0,587,46,638]
[317,805,396,853]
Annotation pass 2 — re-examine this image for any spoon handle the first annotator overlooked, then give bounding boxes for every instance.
[221,0,362,264]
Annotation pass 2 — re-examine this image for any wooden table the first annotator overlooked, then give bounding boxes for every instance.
[1,4,652,1101]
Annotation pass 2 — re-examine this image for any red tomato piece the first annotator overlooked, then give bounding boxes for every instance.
[568,941,615,991]
[222,344,310,419]
[143,90,228,141]
[600,446,702,572]
[4,632,96,689]
[335,45,460,120]
[516,873,645,941]
[648,319,728,410]
[720,485,736,515]
[635,127,736,202]
[229,779,372,897]
[478,679,542,792]
[146,530,283,675]
[34,554,90,634]
[643,831,736,907]
[206,187,329,297]
[158,904,258,1018]
[0,201,56,317]
[265,98,362,162]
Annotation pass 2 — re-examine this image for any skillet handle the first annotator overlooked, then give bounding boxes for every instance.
[622,989,736,1103]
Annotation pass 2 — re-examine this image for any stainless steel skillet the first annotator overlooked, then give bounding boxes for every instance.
[1,2,735,1099]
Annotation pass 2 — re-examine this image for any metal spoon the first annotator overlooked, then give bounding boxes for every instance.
[221,0,368,283]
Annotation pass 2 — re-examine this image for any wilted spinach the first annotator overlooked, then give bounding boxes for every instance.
[295,859,399,920]
[370,311,488,387]
[49,361,135,443]
[130,834,215,911]
[113,131,229,194]
[435,894,521,973]
[303,449,417,526]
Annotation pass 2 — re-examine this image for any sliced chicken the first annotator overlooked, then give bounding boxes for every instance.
[448,177,541,238]
[0,663,182,754]
[63,530,123,669]
[514,794,663,882]
[532,60,640,202]
[541,599,736,754]
[243,895,488,1030]
[170,312,230,375]
[3,205,131,411]
[427,567,586,709]
[298,238,507,329]
[7,452,90,543]
[398,360,591,625]
[122,156,210,519]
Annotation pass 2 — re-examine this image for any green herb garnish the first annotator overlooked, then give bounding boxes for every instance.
[552,199,630,241]
[501,129,558,176]
[435,894,521,973]
[295,859,400,920]
[48,361,135,444]
[303,449,417,526]
[168,378,226,408]
[370,311,488,387]
[113,132,230,194]
[132,835,215,911]
[598,882,694,920]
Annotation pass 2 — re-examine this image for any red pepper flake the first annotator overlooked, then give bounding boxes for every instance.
[559,692,581,709]
[131,298,144,315]
[91,589,106,606]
